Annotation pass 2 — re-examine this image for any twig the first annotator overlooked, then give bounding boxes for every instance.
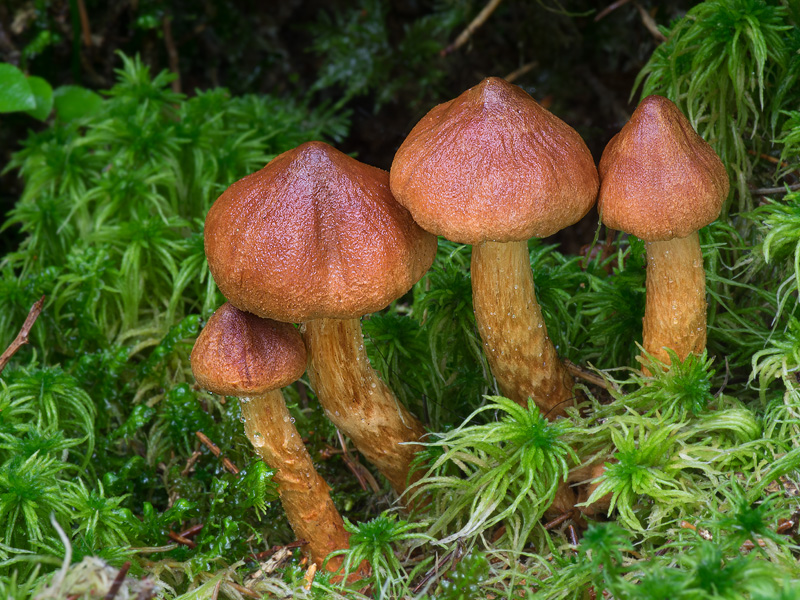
[196,431,240,474]
[178,523,204,538]
[196,431,221,456]
[411,539,465,594]
[750,182,800,195]
[211,580,221,600]
[654,542,671,557]
[504,61,538,84]
[634,2,666,42]
[336,430,381,493]
[250,546,301,579]
[103,561,130,600]
[566,524,579,546]
[441,0,503,56]
[220,456,239,474]
[180,449,202,477]
[162,16,182,94]
[564,360,610,389]
[168,530,197,548]
[595,0,664,41]
[76,0,92,46]
[747,149,790,167]
[320,444,344,459]
[594,0,632,21]
[0,295,45,375]
[544,509,574,530]
[250,540,308,561]
[226,581,262,599]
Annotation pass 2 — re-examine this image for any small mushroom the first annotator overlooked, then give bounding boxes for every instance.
[190,302,350,569]
[598,95,729,369]
[204,142,438,495]
[391,77,598,418]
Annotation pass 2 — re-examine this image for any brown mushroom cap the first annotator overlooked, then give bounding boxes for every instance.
[204,142,438,322]
[190,303,307,397]
[598,95,729,241]
[390,77,599,245]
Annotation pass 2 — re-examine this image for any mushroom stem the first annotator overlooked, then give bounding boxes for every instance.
[240,390,350,569]
[642,232,706,370]
[471,240,574,418]
[302,318,427,495]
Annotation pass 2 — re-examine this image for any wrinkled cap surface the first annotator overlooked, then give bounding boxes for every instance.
[598,95,729,241]
[205,141,438,322]
[191,303,307,397]
[390,77,599,244]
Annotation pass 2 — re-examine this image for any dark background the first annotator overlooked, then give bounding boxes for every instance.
[0,0,696,254]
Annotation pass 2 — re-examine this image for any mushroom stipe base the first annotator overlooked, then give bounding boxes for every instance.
[303,317,427,496]
[240,390,350,569]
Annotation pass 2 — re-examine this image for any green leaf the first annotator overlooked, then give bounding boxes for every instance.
[53,85,104,122]
[0,63,35,113]
[23,76,53,121]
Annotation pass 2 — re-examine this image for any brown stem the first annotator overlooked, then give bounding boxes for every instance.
[240,390,349,569]
[471,240,574,418]
[642,232,706,370]
[303,318,426,495]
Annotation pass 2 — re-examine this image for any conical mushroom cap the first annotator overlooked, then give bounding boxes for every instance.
[598,95,729,241]
[205,142,437,322]
[390,77,599,244]
[190,303,307,397]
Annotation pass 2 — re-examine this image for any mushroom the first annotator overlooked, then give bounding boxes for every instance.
[390,77,598,418]
[597,95,729,369]
[203,142,438,495]
[190,302,350,568]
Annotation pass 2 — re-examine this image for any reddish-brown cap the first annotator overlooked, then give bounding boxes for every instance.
[190,303,307,397]
[204,141,438,322]
[598,95,729,241]
[389,77,599,244]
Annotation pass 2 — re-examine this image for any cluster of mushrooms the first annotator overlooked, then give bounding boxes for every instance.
[189,78,729,569]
